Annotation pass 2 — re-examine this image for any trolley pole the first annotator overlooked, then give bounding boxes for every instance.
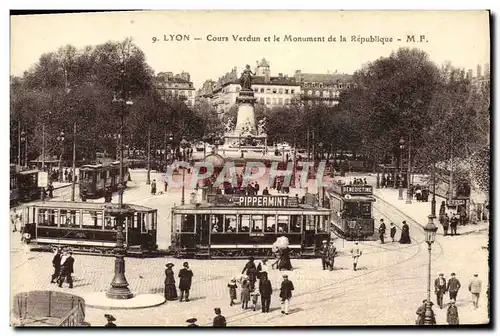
[41,123,45,201]
[406,134,412,204]
[70,122,77,202]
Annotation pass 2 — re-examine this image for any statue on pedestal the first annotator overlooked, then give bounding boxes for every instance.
[224,118,234,134]
[258,117,267,135]
[240,64,255,91]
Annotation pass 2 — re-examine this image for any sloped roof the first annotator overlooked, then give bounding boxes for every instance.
[258,58,270,67]
[297,73,353,84]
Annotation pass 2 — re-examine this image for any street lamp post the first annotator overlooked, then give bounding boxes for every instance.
[70,122,77,202]
[57,131,65,182]
[406,135,412,204]
[423,215,438,325]
[20,130,27,168]
[398,137,405,200]
[431,162,437,217]
[180,139,188,205]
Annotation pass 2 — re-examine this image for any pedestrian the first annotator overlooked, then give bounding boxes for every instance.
[240,277,250,309]
[164,180,168,192]
[444,272,460,302]
[57,250,74,289]
[320,240,329,270]
[279,274,294,315]
[164,263,178,301]
[468,273,482,309]
[250,289,260,311]
[186,318,198,327]
[227,277,238,306]
[254,182,260,194]
[262,187,269,195]
[50,247,62,283]
[178,262,193,302]
[241,256,258,291]
[327,242,337,271]
[258,258,269,280]
[434,273,447,309]
[11,209,18,232]
[442,213,450,236]
[450,213,459,235]
[47,182,54,198]
[104,314,117,327]
[350,241,362,271]
[259,273,272,313]
[151,179,157,195]
[399,221,412,244]
[415,299,427,325]
[390,223,396,242]
[447,300,459,325]
[378,219,386,244]
[213,308,227,327]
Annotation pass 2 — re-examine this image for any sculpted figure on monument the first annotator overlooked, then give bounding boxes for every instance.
[258,117,267,134]
[240,64,255,90]
[225,118,234,133]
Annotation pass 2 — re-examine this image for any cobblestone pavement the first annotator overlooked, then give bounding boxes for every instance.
[10,170,490,326]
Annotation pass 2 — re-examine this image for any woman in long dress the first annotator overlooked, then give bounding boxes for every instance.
[399,221,412,244]
[164,263,178,301]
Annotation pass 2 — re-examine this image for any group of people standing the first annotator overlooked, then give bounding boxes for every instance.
[164,261,194,302]
[378,219,412,244]
[50,247,75,288]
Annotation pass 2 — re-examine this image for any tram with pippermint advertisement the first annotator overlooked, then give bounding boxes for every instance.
[79,160,130,199]
[20,201,158,256]
[170,192,331,259]
[324,181,375,240]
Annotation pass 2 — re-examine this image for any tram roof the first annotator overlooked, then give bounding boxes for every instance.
[171,202,331,214]
[32,201,155,212]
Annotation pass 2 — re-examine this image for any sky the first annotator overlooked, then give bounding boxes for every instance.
[11,10,490,88]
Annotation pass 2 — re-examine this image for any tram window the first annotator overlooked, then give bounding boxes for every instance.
[173,214,182,233]
[277,215,289,233]
[316,216,327,232]
[100,171,107,180]
[59,210,68,227]
[38,209,49,226]
[181,214,195,233]
[135,213,143,229]
[211,214,224,233]
[225,215,237,233]
[290,215,301,233]
[46,209,57,226]
[344,203,360,217]
[251,215,264,232]
[67,210,79,227]
[360,203,371,218]
[305,215,315,231]
[239,215,251,232]
[104,216,114,230]
[10,176,16,189]
[264,215,276,233]
[82,210,102,229]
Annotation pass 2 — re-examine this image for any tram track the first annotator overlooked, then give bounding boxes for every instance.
[208,193,444,326]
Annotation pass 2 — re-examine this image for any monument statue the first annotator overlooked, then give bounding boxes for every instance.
[258,117,267,135]
[240,64,255,90]
[224,118,234,133]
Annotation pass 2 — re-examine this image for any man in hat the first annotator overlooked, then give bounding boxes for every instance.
[279,274,294,315]
[415,299,427,325]
[259,273,273,313]
[468,273,482,309]
[186,318,198,327]
[390,223,397,242]
[434,273,447,309]
[51,247,62,283]
[447,272,461,301]
[104,314,117,327]
[213,308,227,327]
[58,250,74,289]
[350,242,362,271]
[327,242,337,271]
[320,240,329,270]
[242,256,258,291]
[179,262,194,302]
[258,258,269,280]
[378,219,386,244]
[151,179,157,195]
[447,300,459,325]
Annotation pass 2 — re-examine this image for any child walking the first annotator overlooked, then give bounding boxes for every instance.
[227,277,238,306]
[240,278,250,309]
[250,290,260,311]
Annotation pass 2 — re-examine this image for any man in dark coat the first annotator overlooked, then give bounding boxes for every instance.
[259,273,273,313]
[242,257,258,291]
[450,213,459,235]
[51,248,62,283]
[279,274,294,315]
[442,213,450,235]
[213,308,227,327]
[447,272,461,301]
[378,219,386,244]
[320,240,329,270]
[447,300,459,325]
[104,314,117,327]
[58,250,74,288]
[434,273,447,309]
[390,223,397,242]
[327,242,337,271]
[178,262,193,302]
[262,187,270,195]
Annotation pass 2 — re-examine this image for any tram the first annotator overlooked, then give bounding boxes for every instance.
[17,169,41,202]
[79,161,130,199]
[170,193,331,259]
[324,181,376,240]
[21,201,158,256]
[10,164,20,205]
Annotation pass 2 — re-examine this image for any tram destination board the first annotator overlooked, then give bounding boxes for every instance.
[341,185,373,195]
[232,195,299,208]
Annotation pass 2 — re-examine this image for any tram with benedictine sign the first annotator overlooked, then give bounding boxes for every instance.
[324,181,376,240]
[170,193,331,258]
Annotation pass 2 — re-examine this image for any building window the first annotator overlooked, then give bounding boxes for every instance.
[308,90,313,95]
[291,89,295,94]
[285,89,289,94]
[304,83,309,88]
[266,97,271,104]
[236,87,240,92]
[347,84,351,89]
[278,98,283,105]
[272,88,277,94]
[312,82,316,88]
[188,90,192,96]
[260,97,265,104]
[278,88,283,94]
[333,84,338,89]
[260,88,265,93]
[285,98,290,105]
[319,83,323,88]
[316,90,321,96]
[325,91,330,97]
[266,88,271,93]
[272,98,277,105]
[339,84,343,89]
[254,88,258,93]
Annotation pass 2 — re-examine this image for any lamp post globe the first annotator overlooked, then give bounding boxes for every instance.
[423,215,438,325]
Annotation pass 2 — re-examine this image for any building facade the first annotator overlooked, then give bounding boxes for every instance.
[154,71,196,108]
[197,58,354,115]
